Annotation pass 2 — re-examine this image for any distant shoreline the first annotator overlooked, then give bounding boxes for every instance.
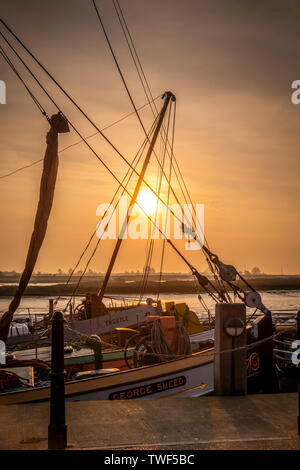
[0,274,299,296]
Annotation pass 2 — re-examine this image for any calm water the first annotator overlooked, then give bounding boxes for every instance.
[0,290,299,321]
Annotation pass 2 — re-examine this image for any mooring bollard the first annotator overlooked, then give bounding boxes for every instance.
[297,310,300,436]
[48,310,67,450]
[214,303,247,395]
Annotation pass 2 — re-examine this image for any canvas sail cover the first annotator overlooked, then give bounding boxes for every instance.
[0,112,69,342]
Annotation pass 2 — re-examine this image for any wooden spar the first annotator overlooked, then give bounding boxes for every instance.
[98,91,175,302]
[0,113,69,343]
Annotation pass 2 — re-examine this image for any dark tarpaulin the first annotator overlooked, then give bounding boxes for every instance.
[0,112,69,342]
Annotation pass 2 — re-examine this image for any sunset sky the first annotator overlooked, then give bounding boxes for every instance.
[0,0,299,275]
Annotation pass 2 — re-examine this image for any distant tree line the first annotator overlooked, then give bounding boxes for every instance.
[0,266,265,277]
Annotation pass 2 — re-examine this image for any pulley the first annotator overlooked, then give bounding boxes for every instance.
[192,268,209,287]
[245,291,262,308]
[218,263,237,282]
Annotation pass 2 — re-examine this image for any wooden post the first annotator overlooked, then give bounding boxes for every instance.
[48,311,67,450]
[49,298,54,320]
[69,302,73,321]
[214,303,247,395]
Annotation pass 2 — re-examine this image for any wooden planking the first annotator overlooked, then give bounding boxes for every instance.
[0,349,214,404]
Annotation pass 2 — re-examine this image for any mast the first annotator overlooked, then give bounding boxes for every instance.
[98,91,175,301]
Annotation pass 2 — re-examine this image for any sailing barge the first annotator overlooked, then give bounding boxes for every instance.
[0,4,294,402]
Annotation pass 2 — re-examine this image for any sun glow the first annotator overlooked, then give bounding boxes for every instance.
[136,189,159,215]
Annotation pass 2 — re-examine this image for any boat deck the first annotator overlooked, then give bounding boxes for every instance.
[0,392,299,450]
[11,344,124,364]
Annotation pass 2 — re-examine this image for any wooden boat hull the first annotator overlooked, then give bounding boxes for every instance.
[0,349,214,404]
[7,302,208,348]
[64,304,159,338]
[6,304,160,346]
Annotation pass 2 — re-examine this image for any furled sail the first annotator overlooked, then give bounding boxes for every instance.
[0,112,69,342]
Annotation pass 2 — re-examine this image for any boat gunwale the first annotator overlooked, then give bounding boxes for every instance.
[0,348,214,404]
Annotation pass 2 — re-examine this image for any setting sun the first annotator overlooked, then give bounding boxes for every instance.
[136,189,159,215]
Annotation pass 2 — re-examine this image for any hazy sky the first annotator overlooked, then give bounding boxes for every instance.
[0,0,299,274]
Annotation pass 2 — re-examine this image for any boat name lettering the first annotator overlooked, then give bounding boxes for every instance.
[104,315,129,327]
[109,376,187,399]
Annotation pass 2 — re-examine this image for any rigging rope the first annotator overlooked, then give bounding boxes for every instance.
[112,0,223,289]
[0,44,49,120]
[0,24,204,263]
[0,20,175,211]
[157,100,176,300]
[0,25,199,265]
[0,29,178,240]
[111,2,217,266]
[0,90,161,180]
[0,28,196,304]
[111,2,260,308]
[61,117,159,309]
[1,27,221,305]
[0,17,267,313]
[91,1,193,229]
[113,0,154,119]
[91,3,225,302]
[138,102,173,300]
